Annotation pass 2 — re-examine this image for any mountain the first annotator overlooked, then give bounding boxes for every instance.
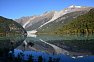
[15,5,92,34]
[16,11,55,30]
[0,16,26,37]
[54,8,94,35]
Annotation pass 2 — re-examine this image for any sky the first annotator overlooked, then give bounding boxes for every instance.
[0,0,94,19]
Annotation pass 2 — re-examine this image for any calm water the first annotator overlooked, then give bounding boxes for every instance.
[1,34,94,62]
[25,34,94,56]
[15,34,94,62]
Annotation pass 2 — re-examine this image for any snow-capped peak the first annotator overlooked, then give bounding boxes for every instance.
[69,5,82,8]
[16,5,92,33]
[38,10,68,28]
[38,5,88,29]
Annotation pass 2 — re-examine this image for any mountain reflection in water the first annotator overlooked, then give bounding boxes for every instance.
[15,34,94,62]
[1,34,94,62]
[23,34,94,56]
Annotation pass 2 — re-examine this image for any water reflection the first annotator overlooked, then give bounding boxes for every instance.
[24,34,69,54]
[0,35,26,57]
[24,34,94,57]
[0,34,93,62]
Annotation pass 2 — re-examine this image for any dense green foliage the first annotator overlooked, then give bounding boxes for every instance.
[56,8,94,35]
[0,16,26,37]
[37,8,94,35]
[37,11,88,34]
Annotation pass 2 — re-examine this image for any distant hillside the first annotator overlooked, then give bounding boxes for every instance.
[37,11,88,34]
[55,8,94,35]
[0,16,26,37]
[15,5,92,32]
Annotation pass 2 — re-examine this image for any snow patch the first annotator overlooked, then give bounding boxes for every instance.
[23,40,28,46]
[27,30,37,34]
[69,5,82,8]
[27,34,37,38]
[72,56,76,59]
[39,10,68,28]
[27,30,37,38]
[23,17,36,28]
[77,56,84,58]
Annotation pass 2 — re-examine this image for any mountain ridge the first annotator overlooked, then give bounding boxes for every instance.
[15,5,93,34]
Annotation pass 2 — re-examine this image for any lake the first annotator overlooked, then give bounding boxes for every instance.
[1,34,94,62]
[23,34,94,56]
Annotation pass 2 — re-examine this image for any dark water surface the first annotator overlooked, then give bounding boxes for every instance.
[0,34,94,62]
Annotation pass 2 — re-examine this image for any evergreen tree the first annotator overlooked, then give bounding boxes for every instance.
[48,57,53,62]
[27,54,33,62]
[38,56,43,62]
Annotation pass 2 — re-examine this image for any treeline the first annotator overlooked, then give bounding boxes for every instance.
[7,52,60,62]
[56,8,94,35]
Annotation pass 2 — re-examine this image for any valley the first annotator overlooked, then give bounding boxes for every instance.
[0,5,94,62]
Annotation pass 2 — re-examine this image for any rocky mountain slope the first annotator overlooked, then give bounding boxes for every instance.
[15,5,93,34]
[55,8,94,35]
